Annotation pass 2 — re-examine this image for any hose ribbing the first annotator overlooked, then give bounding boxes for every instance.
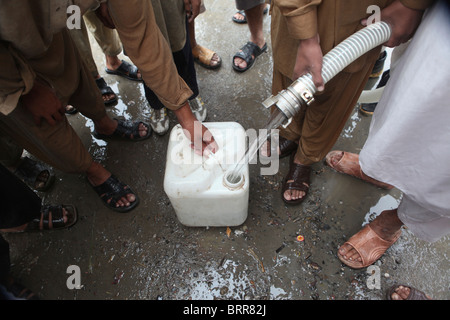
[301,21,392,93]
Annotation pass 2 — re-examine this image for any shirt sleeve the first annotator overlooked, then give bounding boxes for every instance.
[0,41,35,115]
[273,0,322,40]
[107,0,192,111]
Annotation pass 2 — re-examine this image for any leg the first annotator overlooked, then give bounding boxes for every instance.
[338,208,403,268]
[83,10,142,81]
[189,19,222,70]
[68,18,118,105]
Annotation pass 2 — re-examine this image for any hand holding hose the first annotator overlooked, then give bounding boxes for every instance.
[292,34,325,92]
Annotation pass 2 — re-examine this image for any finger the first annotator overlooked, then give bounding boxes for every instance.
[361,18,368,26]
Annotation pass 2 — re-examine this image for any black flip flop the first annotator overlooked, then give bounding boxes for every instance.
[105,60,142,82]
[232,41,267,73]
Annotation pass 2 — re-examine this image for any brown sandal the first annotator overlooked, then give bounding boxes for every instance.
[281,154,311,205]
[338,224,401,269]
[386,284,432,300]
[325,151,393,189]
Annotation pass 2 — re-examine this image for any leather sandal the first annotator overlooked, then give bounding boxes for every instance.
[95,77,118,106]
[325,150,394,189]
[386,284,432,300]
[281,154,311,205]
[192,44,222,70]
[105,60,142,81]
[93,118,152,142]
[232,41,267,72]
[338,224,401,269]
[25,204,77,232]
[13,157,55,192]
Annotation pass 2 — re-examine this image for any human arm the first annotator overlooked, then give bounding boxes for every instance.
[362,0,435,47]
[102,0,217,154]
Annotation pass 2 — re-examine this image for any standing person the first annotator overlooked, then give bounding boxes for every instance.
[232,0,268,72]
[145,0,207,135]
[262,0,431,205]
[190,0,222,70]
[101,0,218,156]
[0,1,217,212]
[0,164,77,300]
[325,0,448,269]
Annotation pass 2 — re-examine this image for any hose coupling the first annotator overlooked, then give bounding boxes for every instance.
[262,78,315,128]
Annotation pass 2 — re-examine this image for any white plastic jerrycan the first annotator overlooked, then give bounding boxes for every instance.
[164,122,249,227]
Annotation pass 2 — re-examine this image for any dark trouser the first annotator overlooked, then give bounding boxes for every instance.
[0,164,41,284]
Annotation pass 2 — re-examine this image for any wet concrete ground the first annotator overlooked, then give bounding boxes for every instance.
[4,0,449,301]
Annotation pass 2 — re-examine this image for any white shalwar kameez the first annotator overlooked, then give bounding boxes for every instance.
[359,0,450,243]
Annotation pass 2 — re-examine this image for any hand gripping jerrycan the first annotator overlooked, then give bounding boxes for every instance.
[164,122,249,227]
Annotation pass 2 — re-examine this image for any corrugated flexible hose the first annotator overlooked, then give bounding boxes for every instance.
[263,21,392,128]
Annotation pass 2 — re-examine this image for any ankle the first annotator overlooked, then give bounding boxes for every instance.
[371,209,403,239]
[105,55,122,70]
[86,162,111,187]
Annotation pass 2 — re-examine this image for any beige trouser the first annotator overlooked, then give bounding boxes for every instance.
[69,10,122,78]
[274,51,377,166]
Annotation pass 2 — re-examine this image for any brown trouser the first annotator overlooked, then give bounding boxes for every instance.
[0,30,105,173]
[274,53,377,166]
